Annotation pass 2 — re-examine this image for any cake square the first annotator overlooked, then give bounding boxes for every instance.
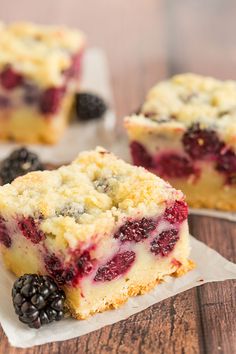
[0,147,192,319]
[125,73,236,211]
[0,22,85,144]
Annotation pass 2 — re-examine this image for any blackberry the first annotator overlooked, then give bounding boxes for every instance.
[0,216,11,248]
[0,147,43,184]
[182,123,223,159]
[150,229,179,257]
[114,218,157,243]
[164,200,188,224]
[75,92,107,121]
[130,141,154,169]
[94,251,136,282]
[12,274,65,329]
[0,66,23,90]
[18,216,45,244]
[77,251,93,275]
[155,153,195,178]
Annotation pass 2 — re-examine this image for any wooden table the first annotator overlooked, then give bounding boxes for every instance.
[0,1,236,353]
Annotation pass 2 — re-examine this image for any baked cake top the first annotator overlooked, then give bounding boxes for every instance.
[125,74,236,146]
[0,147,183,245]
[0,22,85,86]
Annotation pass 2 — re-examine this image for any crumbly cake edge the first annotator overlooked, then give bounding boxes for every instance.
[124,114,185,134]
[0,22,86,87]
[124,73,236,147]
[69,259,195,320]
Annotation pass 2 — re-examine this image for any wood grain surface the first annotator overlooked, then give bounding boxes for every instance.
[0,1,236,353]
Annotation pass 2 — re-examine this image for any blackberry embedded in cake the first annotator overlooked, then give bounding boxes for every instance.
[125,73,236,211]
[75,92,107,121]
[0,147,43,184]
[0,147,193,319]
[0,22,85,144]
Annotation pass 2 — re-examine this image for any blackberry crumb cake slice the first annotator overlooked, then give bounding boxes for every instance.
[0,22,85,144]
[125,74,236,211]
[0,147,193,319]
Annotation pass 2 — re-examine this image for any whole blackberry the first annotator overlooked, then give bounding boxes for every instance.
[12,274,65,329]
[0,147,43,184]
[75,92,107,121]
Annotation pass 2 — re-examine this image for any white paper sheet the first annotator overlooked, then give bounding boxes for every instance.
[0,48,235,348]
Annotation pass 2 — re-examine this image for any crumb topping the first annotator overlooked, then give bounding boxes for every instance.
[0,147,184,245]
[0,22,85,87]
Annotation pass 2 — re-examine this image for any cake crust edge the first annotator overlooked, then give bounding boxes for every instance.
[69,259,195,320]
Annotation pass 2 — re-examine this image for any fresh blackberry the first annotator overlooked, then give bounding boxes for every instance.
[75,92,107,121]
[12,274,65,329]
[0,147,43,184]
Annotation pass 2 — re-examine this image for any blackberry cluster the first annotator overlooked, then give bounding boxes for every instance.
[75,92,107,121]
[12,274,65,329]
[0,147,43,184]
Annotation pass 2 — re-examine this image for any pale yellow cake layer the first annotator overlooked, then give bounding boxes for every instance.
[0,92,74,144]
[167,163,236,211]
